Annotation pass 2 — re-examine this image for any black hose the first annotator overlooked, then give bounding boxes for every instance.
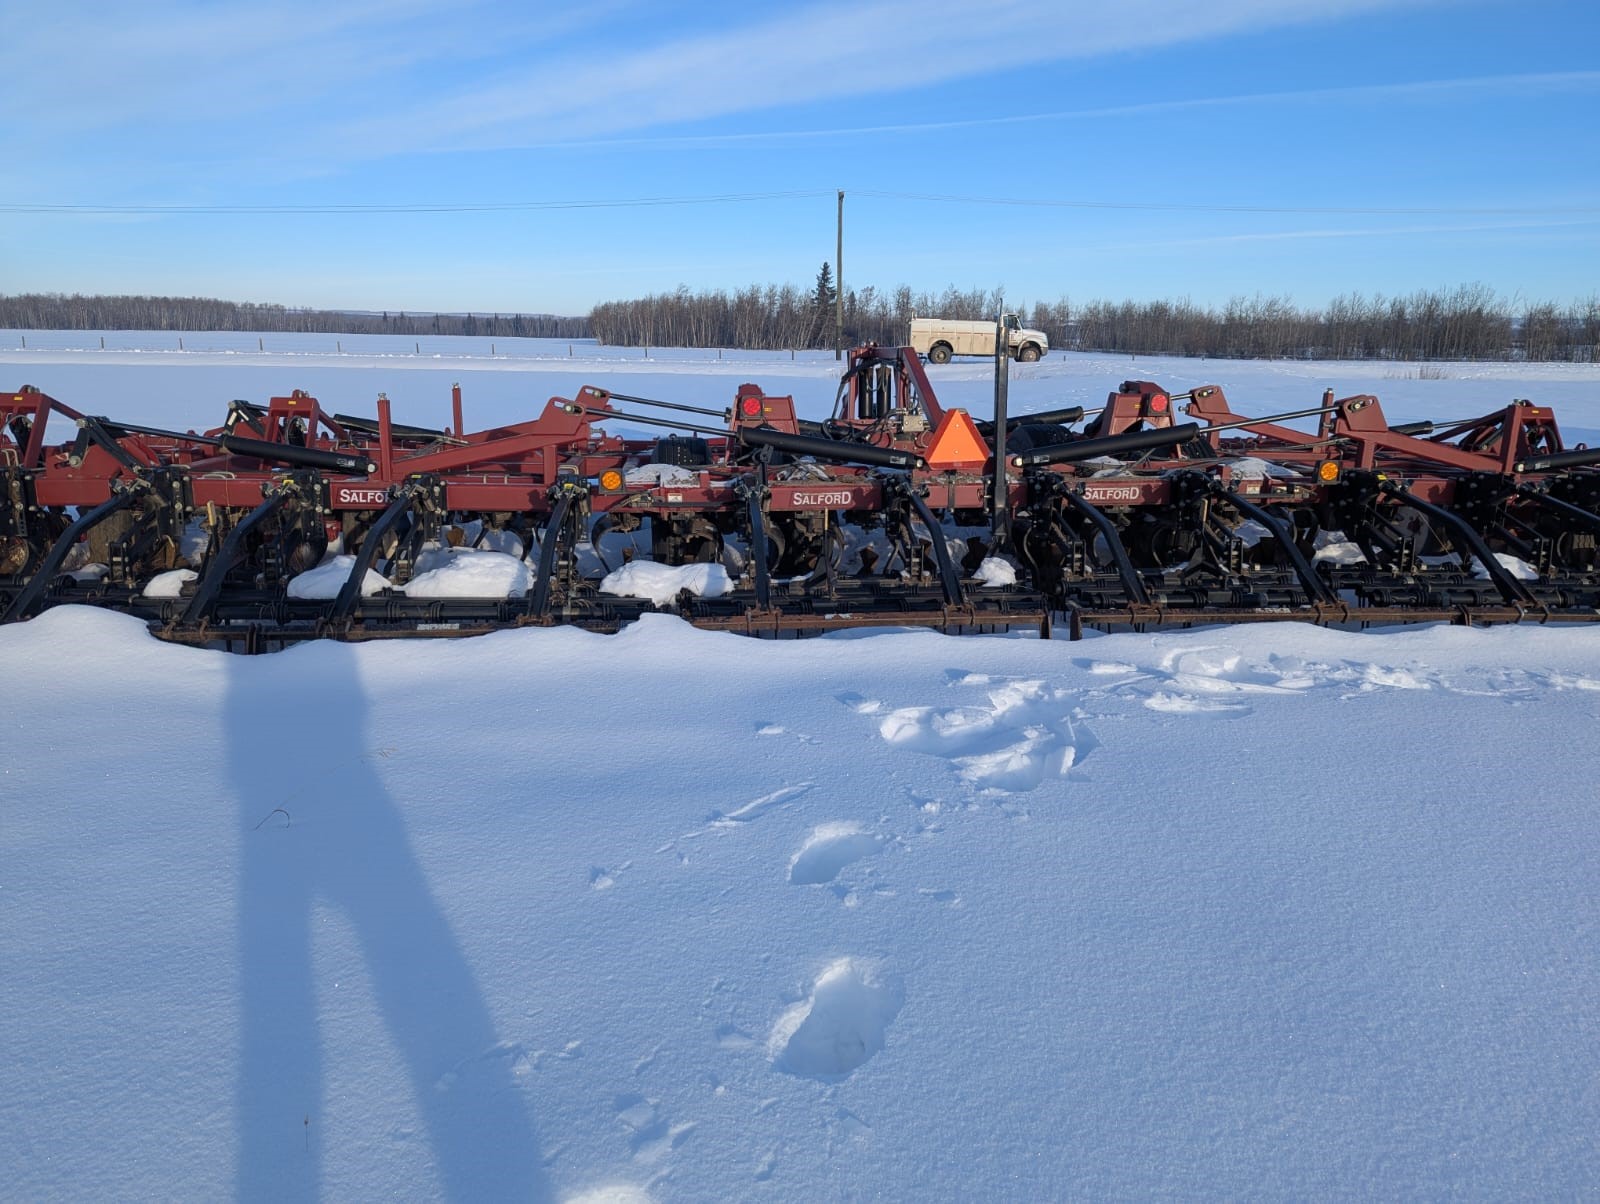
[1012,423,1202,468]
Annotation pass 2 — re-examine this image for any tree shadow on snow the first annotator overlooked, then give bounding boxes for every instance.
[229,640,546,1201]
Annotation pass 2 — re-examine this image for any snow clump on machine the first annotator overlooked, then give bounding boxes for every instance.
[288,555,390,598]
[404,549,534,597]
[599,561,731,606]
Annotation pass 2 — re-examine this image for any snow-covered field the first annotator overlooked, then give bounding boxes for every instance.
[3,336,1599,1201]
[6,328,1600,442]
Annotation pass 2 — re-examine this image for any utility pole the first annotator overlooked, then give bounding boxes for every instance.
[990,311,1011,550]
[835,190,844,361]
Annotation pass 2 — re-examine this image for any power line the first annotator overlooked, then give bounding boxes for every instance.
[852,189,1600,217]
[2,188,1595,218]
[0,190,833,215]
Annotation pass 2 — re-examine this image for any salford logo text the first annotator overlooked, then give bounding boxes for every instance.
[790,491,856,507]
[333,486,391,507]
[1081,485,1142,503]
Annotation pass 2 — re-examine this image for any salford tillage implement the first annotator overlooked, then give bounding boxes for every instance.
[4,343,1599,650]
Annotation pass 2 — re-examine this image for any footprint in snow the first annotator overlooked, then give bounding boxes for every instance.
[835,690,882,715]
[612,1092,695,1164]
[706,782,813,827]
[1081,645,1317,713]
[835,1106,874,1143]
[1142,691,1251,716]
[589,861,631,890]
[1352,662,1435,691]
[874,677,1085,792]
[788,823,885,886]
[715,1022,759,1051]
[1159,646,1315,695]
[768,958,903,1081]
[432,1040,530,1094]
[1541,671,1600,692]
[1081,644,1476,710]
[755,722,820,744]
[1072,657,1140,676]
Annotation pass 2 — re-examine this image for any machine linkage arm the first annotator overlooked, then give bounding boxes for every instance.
[880,474,966,607]
[91,416,377,476]
[3,481,149,621]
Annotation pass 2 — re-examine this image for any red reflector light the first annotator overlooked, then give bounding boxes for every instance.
[740,396,763,418]
[1148,394,1169,413]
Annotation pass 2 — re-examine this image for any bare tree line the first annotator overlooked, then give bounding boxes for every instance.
[7,283,1599,362]
[591,282,1007,353]
[1061,284,1600,362]
[0,293,589,339]
[592,280,1600,362]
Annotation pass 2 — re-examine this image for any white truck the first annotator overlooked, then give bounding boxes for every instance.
[908,313,1049,364]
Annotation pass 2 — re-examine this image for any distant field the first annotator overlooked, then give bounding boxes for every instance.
[5,330,1599,448]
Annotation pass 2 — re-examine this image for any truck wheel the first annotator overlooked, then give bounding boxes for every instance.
[928,343,952,365]
[1017,343,1041,363]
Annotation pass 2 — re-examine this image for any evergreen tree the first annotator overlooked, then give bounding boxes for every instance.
[813,262,837,313]
[810,263,838,346]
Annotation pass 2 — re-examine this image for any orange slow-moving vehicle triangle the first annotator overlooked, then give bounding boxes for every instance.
[924,408,991,470]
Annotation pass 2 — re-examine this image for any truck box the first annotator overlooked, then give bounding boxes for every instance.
[908,314,1049,364]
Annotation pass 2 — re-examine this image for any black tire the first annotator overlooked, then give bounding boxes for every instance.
[1017,343,1042,363]
[927,343,953,365]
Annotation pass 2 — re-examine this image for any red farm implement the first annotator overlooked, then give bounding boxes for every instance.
[4,345,1599,650]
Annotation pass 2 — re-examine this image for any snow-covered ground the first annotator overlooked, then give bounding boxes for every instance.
[6,329,1600,445]
[3,336,1599,1201]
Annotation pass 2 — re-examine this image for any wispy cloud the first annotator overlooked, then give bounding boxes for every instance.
[2,0,1446,165]
[3,1,441,129]
[0,0,618,136]
[330,0,1445,156]
[494,71,1600,153]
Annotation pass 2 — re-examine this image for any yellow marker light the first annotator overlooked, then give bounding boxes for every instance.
[1317,460,1340,483]
[598,468,624,491]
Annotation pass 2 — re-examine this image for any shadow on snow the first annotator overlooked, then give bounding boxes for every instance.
[229,641,546,1200]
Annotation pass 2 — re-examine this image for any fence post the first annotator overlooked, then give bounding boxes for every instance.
[416,342,420,354]
[259,337,264,351]
[179,337,184,350]
[100,336,105,349]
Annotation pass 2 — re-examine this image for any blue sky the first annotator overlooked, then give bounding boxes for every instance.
[2,0,1597,316]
